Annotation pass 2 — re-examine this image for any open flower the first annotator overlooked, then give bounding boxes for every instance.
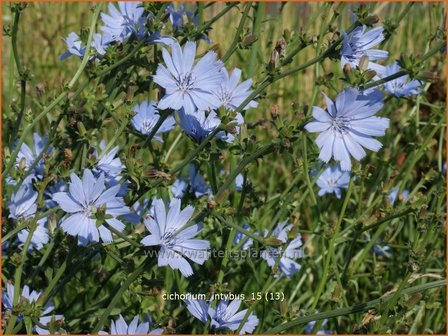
[316,165,350,199]
[131,100,176,142]
[18,218,50,251]
[214,68,258,111]
[99,314,163,335]
[305,88,389,171]
[100,2,148,42]
[2,283,64,334]
[381,62,423,97]
[178,109,221,142]
[8,183,38,220]
[60,32,86,60]
[141,198,210,277]
[341,25,388,70]
[185,299,259,334]
[153,41,224,114]
[210,300,259,334]
[261,221,304,278]
[14,132,53,181]
[53,169,130,245]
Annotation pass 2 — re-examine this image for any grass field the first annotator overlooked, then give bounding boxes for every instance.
[1,2,447,334]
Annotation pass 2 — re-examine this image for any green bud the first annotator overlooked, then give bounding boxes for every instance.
[77,121,87,137]
[264,236,284,247]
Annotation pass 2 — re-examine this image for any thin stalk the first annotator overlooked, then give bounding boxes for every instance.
[310,178,354,311]
[221,2,252,63]
[91,260,149,333]
[263,280,446,334]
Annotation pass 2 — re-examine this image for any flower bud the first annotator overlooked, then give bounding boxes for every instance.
[264,236,284,247]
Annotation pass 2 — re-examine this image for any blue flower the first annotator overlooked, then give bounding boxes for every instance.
[52,169,130,245]
[153,41,224,114]
[304,313,332,334]
[305,88,389,171]
[178,109,243,143]
[99,314,163,335]
[44,180,67,208]
[8,183,38,220]
[381,62,423,97]
[261,221,304,278]
[131,100,176,142]
[14,132,53,181]
[388,187,409,206]
[341,25,388,70]
[60,32,86,60]
[369,237,392,257]
[235,173,244,192]
[178,109,221,142]
[233,224,254,250]
[171,178,188,198]
[100,2,148,42]
[210,300,259,334]
[185,299,258,334]
[316,165,350,199]
[140,198,210,277]
[2,283,64,334]
[189,164,212,198]
[122,199,150,224]
[93,143,129,196]
[18,218,50,252]
[214,68,258,111]
[92,32,112,56]
[165,4,195,30]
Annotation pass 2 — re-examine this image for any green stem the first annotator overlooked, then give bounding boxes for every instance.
[221,2,252,63]
[247,2,263,77]
[3,6,101,179]
[310,178,353,311]
[91,259,148,333]
[263,280,446,334]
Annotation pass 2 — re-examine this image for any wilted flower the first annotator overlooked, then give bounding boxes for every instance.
[381,62,423,97]
[213,68,258,111]
[91,32,112,56]
[99,314,163,335]
[53,169,130,245]
[341,25,388,70]
[388,187,409,206]
[140,198,210,277]
[100,2,148,42]
[261,221,304,278]
[131,100,176,142]
[153,41,224,114]
[316,165,350,199]
[2,283,64,334]
[305,88,389,171]
[185,299,258,334]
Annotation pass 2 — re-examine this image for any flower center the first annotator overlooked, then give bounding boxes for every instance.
[177,72,195,93]
[141,119,157,133]
[331,116,350,134]
[161,231,177,248]
[85,204,97,218]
